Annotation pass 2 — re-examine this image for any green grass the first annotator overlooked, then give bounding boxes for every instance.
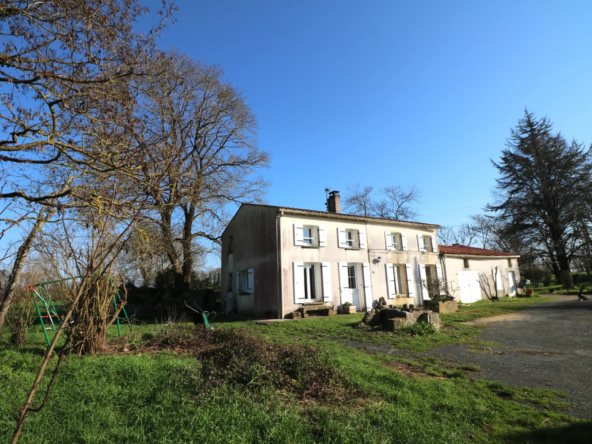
[1,295,590,443]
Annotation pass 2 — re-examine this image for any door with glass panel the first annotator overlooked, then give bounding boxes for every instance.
[343,264,360,309]
[303,263,319,301]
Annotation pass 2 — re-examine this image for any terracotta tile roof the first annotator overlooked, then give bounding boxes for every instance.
[240,202,440,228]
[439,245,518,257]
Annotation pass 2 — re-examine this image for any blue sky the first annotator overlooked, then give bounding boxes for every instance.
[144,0,592,229]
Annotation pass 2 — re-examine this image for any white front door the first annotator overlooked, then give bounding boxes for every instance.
[339,263,360,310]
[508,271,517,296]
[458,271,471,303]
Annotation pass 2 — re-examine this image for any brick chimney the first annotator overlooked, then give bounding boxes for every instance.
[327,190,341,213]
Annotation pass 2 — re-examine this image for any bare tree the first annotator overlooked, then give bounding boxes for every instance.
[455,223,478,246]
[343,184,374,216]
[344,183,421,220]
[375,185,422,220]
[437,225,457,245]
[0,0,174,331]
[130,51,270,293]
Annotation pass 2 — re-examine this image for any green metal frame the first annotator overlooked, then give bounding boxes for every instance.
[30,275,132,347]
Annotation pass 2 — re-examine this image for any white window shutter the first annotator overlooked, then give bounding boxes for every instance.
[338,262,352,307]
[436,264,443,282]
[294,223,303,246]
[495,268,503,291]
[358,229,367,249]
[385,231,394,250]
[385,264,396,298]
[362,263,373,311]
[401,233,408,251]
[417,234,425,252]
[405,264,414,297]
[430,235,436,252]
[235,271,240,295]
[247,268,254,293]
[318,225,327,247]
[337,227,346,248]
[418,264,429,300]
[321,262,332,302]
[293,262,305,303]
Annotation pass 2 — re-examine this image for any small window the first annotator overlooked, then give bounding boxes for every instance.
[347,265,357,288]
[228,235,234,254]
[345,230,357,248]
[424,265,438,297]
[463,258,469,268]
[507,259,512,267]
[240,270,248,293]
[302,226,317,246]
[393,264,407,295]
[422,236,432,252]
[392,233,400,251]
[227,273,233,291]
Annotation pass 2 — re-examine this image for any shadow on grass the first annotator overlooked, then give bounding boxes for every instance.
[501,421,592,443]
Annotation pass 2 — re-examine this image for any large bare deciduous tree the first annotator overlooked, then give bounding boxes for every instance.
[0,0,173,331]
[131,51,270,293]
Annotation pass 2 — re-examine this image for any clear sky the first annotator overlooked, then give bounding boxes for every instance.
[144,0,592,229]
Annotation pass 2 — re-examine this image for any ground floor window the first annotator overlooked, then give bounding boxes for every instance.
[347,264,357,289]
[424,265,438,297]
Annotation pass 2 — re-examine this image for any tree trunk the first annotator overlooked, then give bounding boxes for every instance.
[180,211,194,293]
[0,206,55,332]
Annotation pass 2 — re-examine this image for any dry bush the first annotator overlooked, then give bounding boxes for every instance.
[196,329,361,404]
[67,273,127,355]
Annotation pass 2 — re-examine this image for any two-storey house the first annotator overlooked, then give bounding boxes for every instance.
[221,191,444,318]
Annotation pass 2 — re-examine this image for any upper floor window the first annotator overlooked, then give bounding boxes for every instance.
[417,234,436,253]
[385,231,407,251]
[345,230,357,248]
[338,227,366,249]
[507,259,512,267]
[302,226,317,246]
[464,258,470,268]
[294,223,326,247]
[228,235,234,254]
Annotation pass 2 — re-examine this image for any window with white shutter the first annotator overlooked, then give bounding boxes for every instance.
[318,226,327,247]
[235,272,240,295]
[401,233,408,251]
[405,264,414,297]
[247,268,254,293]
[293,262,305,303]
[386,264,397,298]
[430,235,437,253]
[294,224,304,246]
[417,234,425,252]
[385,231,394,250]
[358,229,367,249]
[361,263,373,311]
[321,262,332,302]
[418,264,429,300]
[337,227,347,248]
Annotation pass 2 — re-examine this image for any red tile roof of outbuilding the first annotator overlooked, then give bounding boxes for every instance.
[439,245,518,257]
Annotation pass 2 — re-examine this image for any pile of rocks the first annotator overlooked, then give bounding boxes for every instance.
[361,298,440,331]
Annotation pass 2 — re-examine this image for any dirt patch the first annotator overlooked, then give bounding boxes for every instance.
[462,312,530,326]
[383,360,432,378]
[512,349,565,356]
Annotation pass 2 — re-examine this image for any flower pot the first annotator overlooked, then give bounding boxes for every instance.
[343,305,356,314]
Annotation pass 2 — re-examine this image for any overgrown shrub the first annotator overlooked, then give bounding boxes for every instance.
[401,321,438,336]
[523,267,547,286]
[542,273,552,287]
[197,328,357,403]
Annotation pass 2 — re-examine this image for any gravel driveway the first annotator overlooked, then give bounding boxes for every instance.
[423,296,592,419]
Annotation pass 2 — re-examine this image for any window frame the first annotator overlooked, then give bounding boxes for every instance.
[303,263,320,301]
[347,264,357,289]
[301,225,317,247]
[228,235,234,254]
[345,229,357,249]
[463,258,470,268]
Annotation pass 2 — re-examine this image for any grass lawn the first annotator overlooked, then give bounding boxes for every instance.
[1,296,590,443]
